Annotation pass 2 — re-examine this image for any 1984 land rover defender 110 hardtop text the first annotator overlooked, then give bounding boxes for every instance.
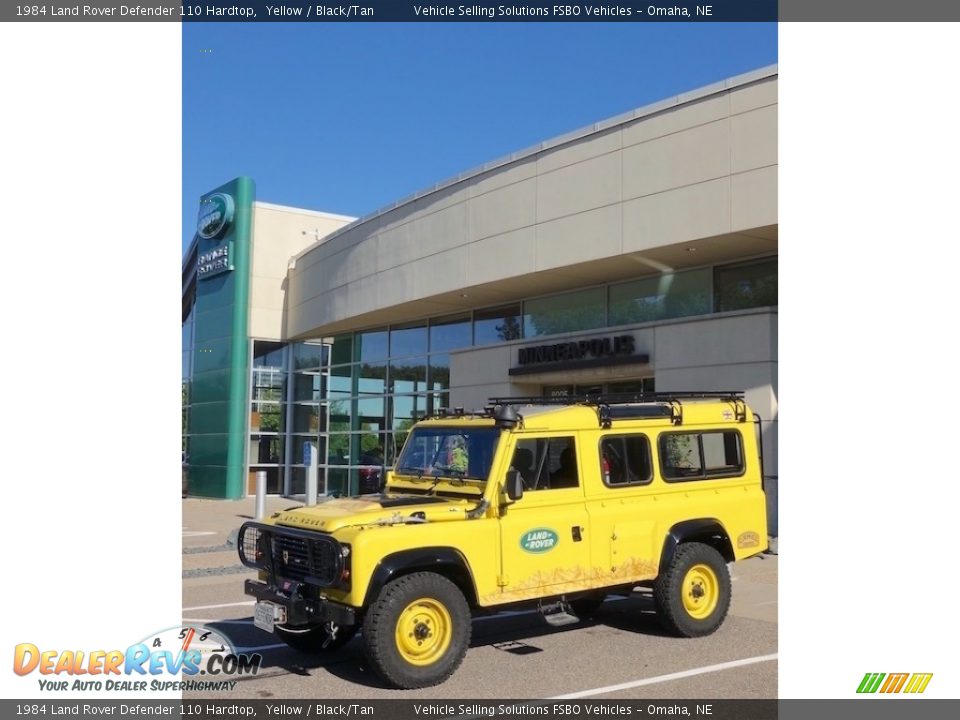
[238,393,768,689]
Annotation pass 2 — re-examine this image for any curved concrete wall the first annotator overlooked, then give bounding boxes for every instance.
[287,67,777,339]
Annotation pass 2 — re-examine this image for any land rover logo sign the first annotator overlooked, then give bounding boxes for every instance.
[520,528,559,554]
[197,193,235,240]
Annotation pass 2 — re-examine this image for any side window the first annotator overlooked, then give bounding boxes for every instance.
[659,430,744,482]
[509,436,579,491]
[599,434,652,487]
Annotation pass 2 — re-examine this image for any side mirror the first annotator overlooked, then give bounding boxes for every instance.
[505,469,523,502]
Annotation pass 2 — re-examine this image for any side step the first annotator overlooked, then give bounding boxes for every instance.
[539,600,580,627]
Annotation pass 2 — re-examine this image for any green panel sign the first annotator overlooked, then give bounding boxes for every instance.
[188,178,254,500]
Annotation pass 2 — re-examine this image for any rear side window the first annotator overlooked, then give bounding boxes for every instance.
[599,435,652,487]
[659,430,744,481]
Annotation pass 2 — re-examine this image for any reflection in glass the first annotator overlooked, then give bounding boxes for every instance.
[715,259,777,312]
[390,324,427,358]
[474,304,522,345]
[523,288,605,337]
[355,329,388,362]
[327,468,349,496]
[289,467,327,496]
[609,268,711,325]
[429,355,450,392]
[356,397,386,433]
[253,341,286,368]
[329,334,352,365]
[292,404,320,434]
[430,314,471,352]
[328,399,351,432]
[327,436,350,465]
[293,342,328,371]
[357,361,387,395]
[293,373,324,402]
[390,357,427,394]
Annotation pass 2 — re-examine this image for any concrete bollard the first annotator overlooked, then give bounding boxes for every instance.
[306,441,318,506]
[255,470,267,520]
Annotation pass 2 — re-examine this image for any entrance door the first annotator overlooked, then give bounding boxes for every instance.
[498,435,592,602]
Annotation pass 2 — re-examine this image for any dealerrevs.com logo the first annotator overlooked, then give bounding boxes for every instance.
[857,672,933,694]
[13,625,261,692]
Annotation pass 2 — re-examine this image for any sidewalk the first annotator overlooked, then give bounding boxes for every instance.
[182,495,293,549]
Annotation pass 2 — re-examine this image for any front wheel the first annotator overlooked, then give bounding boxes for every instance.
[362,572,471,689]
[653,542,731,637]
[275,622,357,653]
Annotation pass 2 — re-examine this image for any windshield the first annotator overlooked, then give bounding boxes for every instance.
[394,427,500,482]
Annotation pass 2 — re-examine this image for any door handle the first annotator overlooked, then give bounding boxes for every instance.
[572,526,583,542]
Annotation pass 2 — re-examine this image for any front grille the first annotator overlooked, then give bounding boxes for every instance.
[270,531,341,586]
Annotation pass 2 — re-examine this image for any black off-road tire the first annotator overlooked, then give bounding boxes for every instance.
[275,623,358,653]
[362,572,471,689]
[571,593,606,619]
[653,542,731,638]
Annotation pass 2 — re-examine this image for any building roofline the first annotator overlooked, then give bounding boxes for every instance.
[253,200,356,223]
[292,64,778,262]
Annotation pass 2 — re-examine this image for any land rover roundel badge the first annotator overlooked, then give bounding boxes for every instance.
[197,193,235,239]
[520,528,559,554]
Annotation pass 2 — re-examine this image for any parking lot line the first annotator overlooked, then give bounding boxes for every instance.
[549,653,778,699]
[182,531,218,537]
[183,600,255,612]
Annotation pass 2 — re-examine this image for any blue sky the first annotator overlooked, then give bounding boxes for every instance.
[182,23,776,254]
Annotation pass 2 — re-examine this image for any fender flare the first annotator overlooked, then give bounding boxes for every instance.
[658,518,734,576]
[362,547,478,607]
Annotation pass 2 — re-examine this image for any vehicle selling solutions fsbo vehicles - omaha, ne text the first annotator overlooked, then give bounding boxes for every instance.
[238,392,768,688]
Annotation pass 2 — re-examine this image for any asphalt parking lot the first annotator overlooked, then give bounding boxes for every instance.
[182,497,777,700]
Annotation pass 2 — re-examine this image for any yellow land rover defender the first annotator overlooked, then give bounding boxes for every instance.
[238,392,768,689]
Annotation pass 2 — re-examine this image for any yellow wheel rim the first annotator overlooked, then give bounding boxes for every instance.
[682,563,719,620]
[394,597,452,666]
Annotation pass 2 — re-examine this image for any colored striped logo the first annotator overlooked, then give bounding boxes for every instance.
[857,672,933,694]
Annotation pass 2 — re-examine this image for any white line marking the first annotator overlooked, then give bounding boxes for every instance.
[182,531,217,537]
[182,619,252,624]
[755,600,778,606]
[549,653,779,699]
[183,601,255,612]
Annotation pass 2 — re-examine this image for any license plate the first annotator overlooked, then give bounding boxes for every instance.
[254,601,286,633]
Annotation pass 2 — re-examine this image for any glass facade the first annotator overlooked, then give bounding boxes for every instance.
[714,258,778,312]
[183,254,776,498]
[524,287,606,337]
[609,268,712,325]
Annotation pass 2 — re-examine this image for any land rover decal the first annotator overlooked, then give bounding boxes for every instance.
[520,528,559,553]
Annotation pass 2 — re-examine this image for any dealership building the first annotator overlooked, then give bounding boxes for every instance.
[182,65,778,533]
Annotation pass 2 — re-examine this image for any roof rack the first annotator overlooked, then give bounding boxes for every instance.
[488,392,747,428]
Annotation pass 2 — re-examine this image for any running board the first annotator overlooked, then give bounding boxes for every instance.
[539,600,580,627]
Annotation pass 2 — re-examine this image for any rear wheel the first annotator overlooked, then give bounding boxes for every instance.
[362,572,471,689]
[275,622,357,653]
[653,543,731,637]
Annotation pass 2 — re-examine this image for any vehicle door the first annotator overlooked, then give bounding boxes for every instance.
[497,434,592,601]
